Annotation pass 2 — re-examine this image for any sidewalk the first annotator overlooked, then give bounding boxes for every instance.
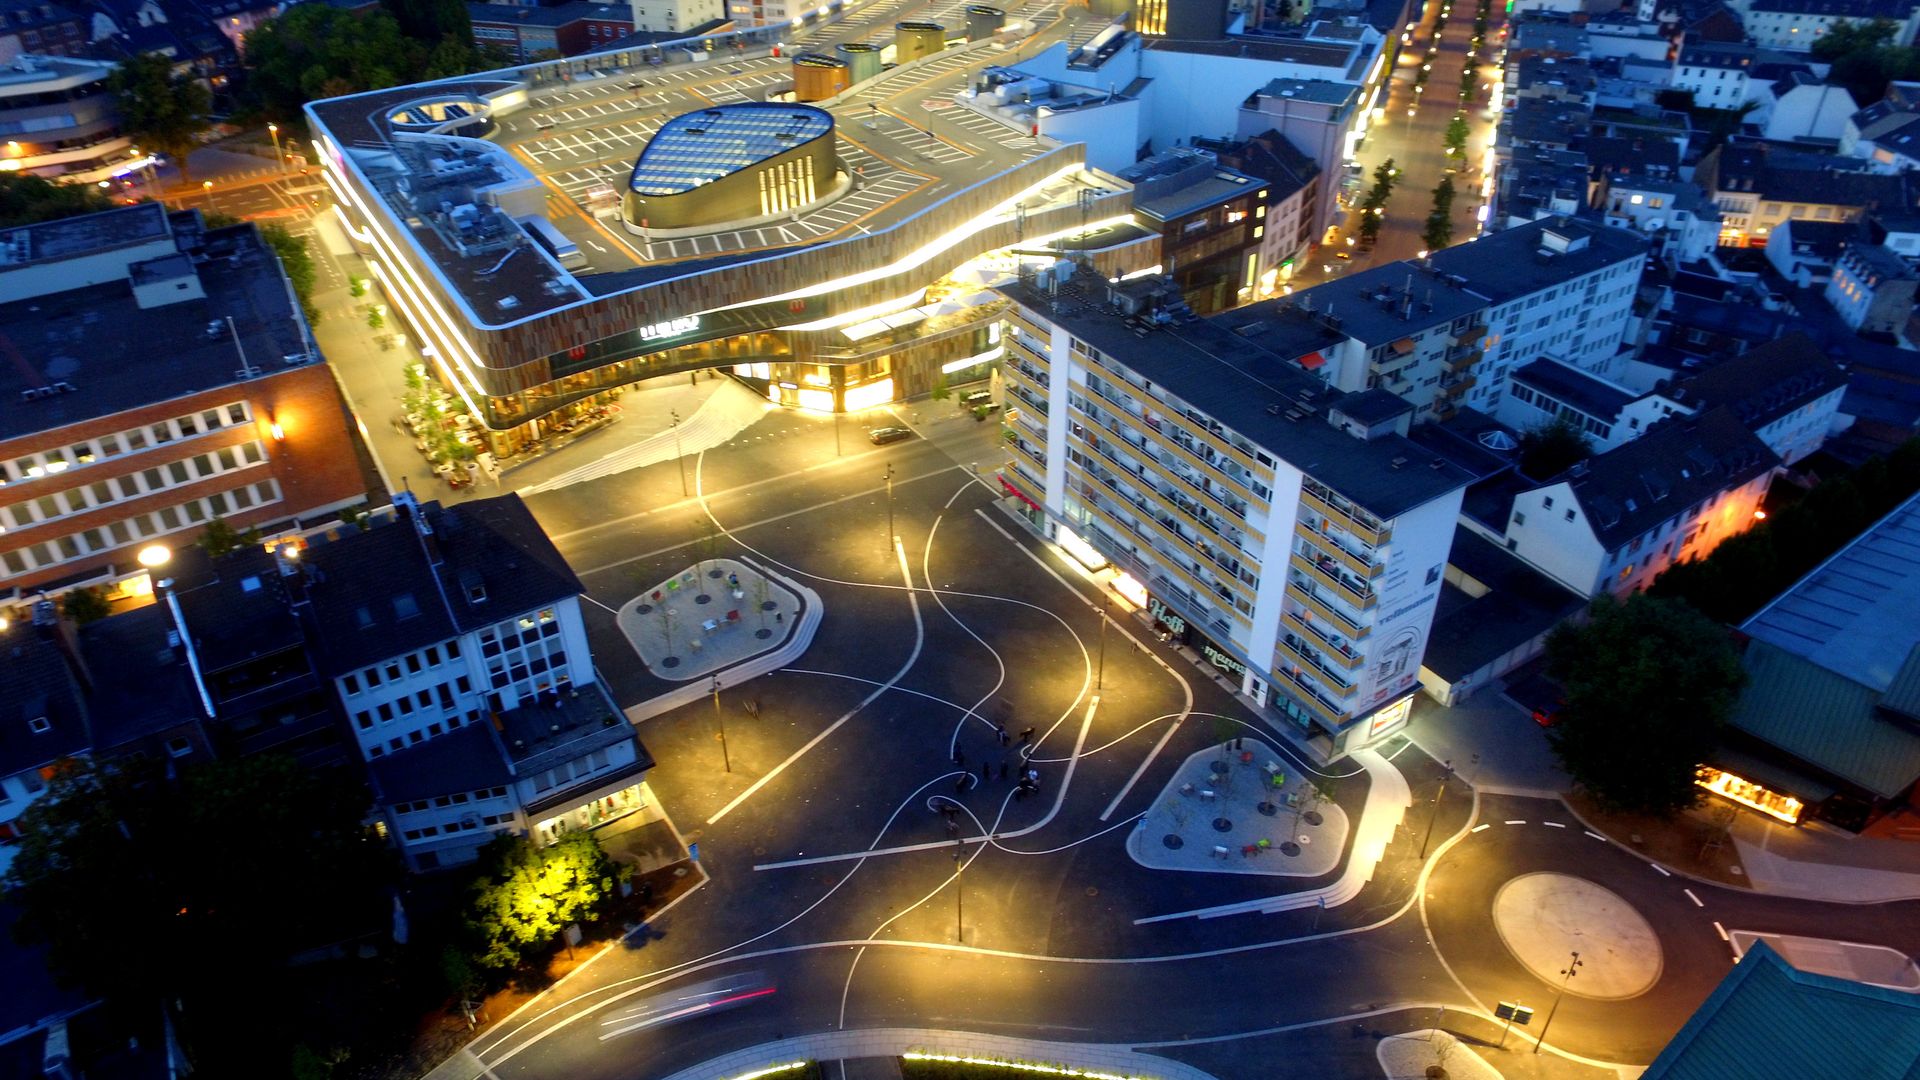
[650,1028,1223,1080]
[1728,812,1920,903]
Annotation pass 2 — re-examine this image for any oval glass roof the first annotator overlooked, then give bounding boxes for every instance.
[629,103,834,197]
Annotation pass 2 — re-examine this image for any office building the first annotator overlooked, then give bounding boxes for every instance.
[1114,147,1270,314]
[0,54,141,182]
[998,266,1473,760]
[0,203,368,597]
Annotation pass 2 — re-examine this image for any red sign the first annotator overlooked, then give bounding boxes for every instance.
[788,299,806,313]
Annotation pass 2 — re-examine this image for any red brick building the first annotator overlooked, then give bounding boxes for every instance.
[0,204,371,597]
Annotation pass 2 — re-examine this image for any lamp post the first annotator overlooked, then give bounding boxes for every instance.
[201,179,216,214]
[267,123,285,174]
[884,463,895,546]
[953,839,964,943]
[710,675,730,773]
[670,408,688,496]
[1095,587,1110,690]
[1534,951,1583,1054]
[1418,758,1453,859]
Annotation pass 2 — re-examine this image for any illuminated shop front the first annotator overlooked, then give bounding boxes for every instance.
[533,779,656,845]
[1695,765,1806,825]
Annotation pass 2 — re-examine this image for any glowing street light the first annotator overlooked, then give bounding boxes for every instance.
[268,122,285,174]
[136,544,172,569]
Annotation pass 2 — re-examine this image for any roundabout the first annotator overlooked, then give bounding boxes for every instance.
[1491,872,1662,999]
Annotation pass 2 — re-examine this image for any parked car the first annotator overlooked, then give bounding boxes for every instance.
[867,425,913,445]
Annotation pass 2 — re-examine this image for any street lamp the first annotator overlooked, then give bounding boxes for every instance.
[136,544,171,569]
[884,463,895,546]
[710,675,731,773]
[267,123,284,174]
[201,179,216,214]
[1419,758,1453,859]
[1094,587,1110,690]
[953,839,964,943]
[670,408,688,496]
[1534,952,1584,1053]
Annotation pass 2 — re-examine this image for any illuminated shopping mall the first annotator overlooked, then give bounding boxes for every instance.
[305,19,1154,460]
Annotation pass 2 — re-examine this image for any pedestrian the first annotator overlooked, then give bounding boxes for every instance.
[954,748,966,768]
[1018,726,1034,745]
[993,721,1007,745]
[954,774,968,794]
[979,764,989,785]
[997,761,1008,781]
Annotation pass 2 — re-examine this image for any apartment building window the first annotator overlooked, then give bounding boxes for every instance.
[1513,511,1527,526]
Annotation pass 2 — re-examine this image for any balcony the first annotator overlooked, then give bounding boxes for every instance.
[1299,484,1390,547]
[1452,323,1486,345]
[1006,383,1049,416]
[1007,333,1051,374]
[1295,520,1382,580]
[1439,373,1476,399]
[1076,434,1258,564]
[1008,435,1046,472]
[1078,360,1269,485]
[1072,389,1266,529]
[1283,609,1365,669]
[1432,400,1460,422]
[1445,348,1481,373]
[1068,462,1254,620]
[1290,552,1376,608]
[1274,667,1349,727]
[1286,575,1371,638]
[1279,633,1358,695]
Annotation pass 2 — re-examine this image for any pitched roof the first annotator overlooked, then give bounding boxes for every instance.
[0,612,90,777]
[300,493,583,673]
[1644,941,1920,1080]
[1729,638,1920,798]
[1558,406,1779,550]
[1661,332,1847,429]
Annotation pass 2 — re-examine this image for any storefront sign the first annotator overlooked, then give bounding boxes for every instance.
[1202,643,1247,677]
[1147,596,1187,637]
[1695,765,1804,823]
[1366,694,1414,739]
[639,315,699,340]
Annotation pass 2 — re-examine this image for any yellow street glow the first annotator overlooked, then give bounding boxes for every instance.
[903,1052,1154,1080]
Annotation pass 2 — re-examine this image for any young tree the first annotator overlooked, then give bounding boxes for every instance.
[197,515,256,558]
[1444,114,1471,156]
[1546,595,1747,817]
[59,586,113,625]
[1423,177,1456,252]
[108,54,211,182]
[1367,158,1399,205]
[464,832,627,971]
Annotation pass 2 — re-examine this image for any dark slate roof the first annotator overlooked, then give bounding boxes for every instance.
[0,615,90,776]
[76,603,204,753]
[997,270,1476,521]
[366,723,511,803]
[467,0,630,27]
[1511,357,1640,420]
[1643,941,1920,1080]
[1699,143,1918,210]
[300,493,583,673]
[1661,332,1847,430]
[1425,217,1647,305]
[1192,129,1322,200]
[1332,388,1414,426]
[168,545,307,673]
[1558,406,1779,550]
[1422,526,1585,681]
[1677,41,1753,69]
[1745,0,1917,15]
[499,679,647,776]
[1774,217,1859,257]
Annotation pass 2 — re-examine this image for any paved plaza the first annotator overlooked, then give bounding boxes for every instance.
[1128,738,1349,877]
[616,557,801,681]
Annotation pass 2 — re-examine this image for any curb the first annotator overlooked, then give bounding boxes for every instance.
[651,1028,1224,1080]
[622,555,824,724]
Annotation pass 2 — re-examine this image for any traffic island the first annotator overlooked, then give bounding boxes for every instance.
[1127,739,1349,877]
[618,557,801,681]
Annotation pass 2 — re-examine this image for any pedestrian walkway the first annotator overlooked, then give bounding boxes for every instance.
[1129,739,1348,878]
[650,1028,1222,1080]
[1135,746,1412,922]
[514,378,770,494]
[616,558,800,681]
[1378,1030,1501,1080]
[1728,931,1920,990]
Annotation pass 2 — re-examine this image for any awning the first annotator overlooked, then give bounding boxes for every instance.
[1297,350,1327,370]
[999,474,1041,511]
[1706,745,1836,804]
[1389,338,1415,356]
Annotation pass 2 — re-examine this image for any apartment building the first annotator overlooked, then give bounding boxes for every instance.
[1695,142,1917,246]
[1492,407,1778,597]
[1296,220,1646,424]
[1116,148,1271,315]
[288,492,655,871]
[1496,358,1672,450]
[1192,130,1324,295]
[1670,42,1761,108]
[1826,241,1919,335]
[0,203,367,597]
[1727,0,1920,50]
[0,607,89,875]
[998,266,1474,759]
[1597,175,1723,265]
[1648,333,1847,466]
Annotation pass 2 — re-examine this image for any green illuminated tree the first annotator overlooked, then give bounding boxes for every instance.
[1423,177,1456,252]
[0,173,114,227]
[1546,594,1746,817]
[465,832,628,971]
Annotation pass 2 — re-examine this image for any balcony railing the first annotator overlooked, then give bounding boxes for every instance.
[1299,483,1390,546]
[1279,633,1358,694]
[1295,519,1382,580]
[1007,383,1049,416]
[1286,573,1371,636]
[1008,436,1046,471]
[1274,666,1348,725]
[1071,464,1250,616]
[1290,552,1376,607]
[1077,438,1257,564]
[1446,348,1482,373]
[1283,609,1364,669]
[1071,393,1260,532]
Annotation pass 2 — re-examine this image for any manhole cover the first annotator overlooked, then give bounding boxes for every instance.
[1212,817,1233,832]
[696,594,712,604]
[636,603,654,614]
[753,846,766,856]
[1163,834,1184,849]
[1257,802,1278,816]
[1305,810,1324,826]
[662,656,681,668]
[1280,841,1301,857]
[756,628,773,639]
[709,567,725,578]
[1085,886,1099,897]
[761,600,778,611]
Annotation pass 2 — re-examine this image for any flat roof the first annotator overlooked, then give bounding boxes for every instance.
[1287,259,1489,346]
[999,269,1475,520]
[631,104,833,195]
[1426,217,1646,305]
[1423,525,1584,681]
[0,219,308,443]
[1743,491,1920,693]
[1511,356,1640,419]
[0,200,169,267]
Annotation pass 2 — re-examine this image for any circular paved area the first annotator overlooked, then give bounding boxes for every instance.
[1492,872,1662,999]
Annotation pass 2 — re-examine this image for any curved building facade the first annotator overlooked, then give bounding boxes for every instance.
[894,22,947,62]
[622,104,838,231]
[791,54,850,101]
